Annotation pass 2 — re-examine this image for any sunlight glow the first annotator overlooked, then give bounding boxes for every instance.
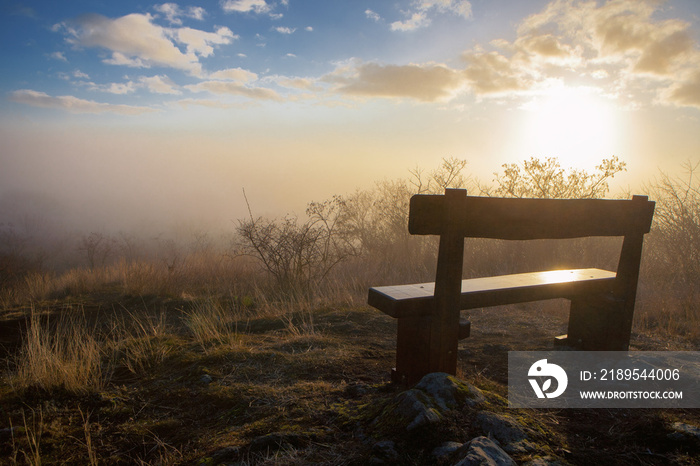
[519,85,620,169]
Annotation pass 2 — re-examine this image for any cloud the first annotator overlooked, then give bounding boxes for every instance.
[467,0,700,107]
[665,69,700,109]
[59,13,234,76]
[187,81,283,100]
[274,26,295,34]
[50,51,67,61]
[209,67,258,83]
[221,0,271,15]
[154,4,206,24]
[175,26,236,57]
[103,82,136,94]
[186,68,283,101]
[273,77,317,90]
[9,89,157,115]
[461,50,532,95]
[391,13,429,32]
[391,0,472,31]
[325,60,465,102]
[139,75,181,94]
[365,9,381,22]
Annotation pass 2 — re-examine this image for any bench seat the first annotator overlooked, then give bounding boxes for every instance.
[368,268,617,318]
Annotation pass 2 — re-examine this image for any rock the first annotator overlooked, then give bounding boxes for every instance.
[373,373,485,434]
[387,388,442,431]
[199,374,214,384]
[451,436,517,466]
[433,441,464,462]
[415,373,485,411]
[667,422,700,442]
[474,411,537,454]
[372,440,399,462]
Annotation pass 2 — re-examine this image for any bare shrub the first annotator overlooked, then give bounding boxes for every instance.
[488,156,626,199]
[237,192,357,296]
[639,161,700,337]
[335,157,472,285]
[78,232,115,269]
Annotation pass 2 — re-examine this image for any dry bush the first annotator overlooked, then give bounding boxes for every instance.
[488,156,626,199]
[638,162,700,339]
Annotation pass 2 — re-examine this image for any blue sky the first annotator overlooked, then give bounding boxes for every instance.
[1,0,700,232]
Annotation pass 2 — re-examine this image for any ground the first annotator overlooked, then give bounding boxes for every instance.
[1,295,698,465]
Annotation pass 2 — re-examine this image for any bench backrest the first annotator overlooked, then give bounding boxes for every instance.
[410,189,655,373]
[409,191,655,240]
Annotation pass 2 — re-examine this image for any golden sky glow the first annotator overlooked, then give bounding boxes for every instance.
[1,0,699,232]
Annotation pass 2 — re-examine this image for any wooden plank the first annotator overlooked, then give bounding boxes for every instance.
[368,268,617,318]
[428,188,466,376]
[409,194,655,240]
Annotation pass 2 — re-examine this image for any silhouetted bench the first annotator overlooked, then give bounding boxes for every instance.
[368,189,655,384]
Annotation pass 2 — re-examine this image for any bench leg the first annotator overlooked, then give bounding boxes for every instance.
[393,315,432,385]
[563,295,630,351]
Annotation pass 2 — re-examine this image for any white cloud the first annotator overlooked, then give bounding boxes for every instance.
[104,82,136,94]
[391,12,429,32]
[154,4,206,24]
[9,89,157,115]
[209,67,258,83]
[188,65,281,100]
[139,75,181,94]
[174,26,236,57]
[221,0,271,15]
[508,0,700,108]
[186,81,283,101]
[154,3,183,24]
[60,13,234,76]
[275,26,295,34]
[325,60,465,102]
[103,52,148,68]
[305,26,313,32]
[461,49,532,95]
[273,76,318,90]
[365,9,381,22]
[50,51,67,61]
[391,0,472,31]
[74,70,90,79]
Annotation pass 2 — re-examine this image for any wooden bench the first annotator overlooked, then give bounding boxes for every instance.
[368,189,655,385]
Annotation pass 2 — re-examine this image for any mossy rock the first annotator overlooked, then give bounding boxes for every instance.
[371,373,486,436]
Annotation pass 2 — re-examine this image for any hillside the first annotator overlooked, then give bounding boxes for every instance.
[1,293,698,465]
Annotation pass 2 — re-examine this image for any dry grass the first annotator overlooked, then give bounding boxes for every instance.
[182,298,246,351]
[11,306,106,393]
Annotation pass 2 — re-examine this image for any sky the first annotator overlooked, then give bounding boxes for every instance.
[1,0,700,235]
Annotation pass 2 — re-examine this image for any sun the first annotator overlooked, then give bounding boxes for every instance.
[517,85,621,169]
